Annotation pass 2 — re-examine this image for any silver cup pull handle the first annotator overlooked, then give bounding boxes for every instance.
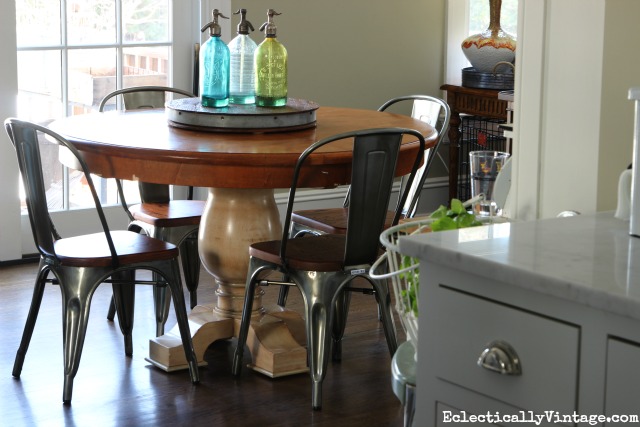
[477,340,522,376]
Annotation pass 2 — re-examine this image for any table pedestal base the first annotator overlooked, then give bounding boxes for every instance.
[147,304,309,377]
[147,187,308,377]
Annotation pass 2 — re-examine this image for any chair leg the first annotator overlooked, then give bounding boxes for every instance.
[106,221,143,323]
[331,289,352,361]
[305,292,335,411]
[13,264,49,378]
[162,260,200,384]
[276,271,292,307]
[232,271,261,376]
[106,296,116,321]
[111,270,136,356]
[59,268,106,404]
[370,279,398,356]
[276,285,289,307]
[180,235,201,309]
[152,277,171,337]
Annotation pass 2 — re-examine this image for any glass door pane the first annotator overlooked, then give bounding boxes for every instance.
[123,46,169,88]
[67,0,116,45]
[123,0,169,43]
[16,0,61,46]
[15,0,172,212]
[17,50,63,120]
[68,47,117,113]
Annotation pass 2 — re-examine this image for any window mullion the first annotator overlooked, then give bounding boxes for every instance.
[60,0,71,210]
[116,0,123,92]
[60,0,69,117]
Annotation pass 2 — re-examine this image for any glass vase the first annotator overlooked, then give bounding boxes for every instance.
[461,0,516,73]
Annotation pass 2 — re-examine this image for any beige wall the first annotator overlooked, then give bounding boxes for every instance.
[597,0,640,211]
[229,0,446,110]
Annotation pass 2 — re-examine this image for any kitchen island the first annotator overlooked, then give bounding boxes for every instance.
[399,212,640,426]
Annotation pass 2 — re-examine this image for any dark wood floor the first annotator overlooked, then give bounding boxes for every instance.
[0,261,406,426]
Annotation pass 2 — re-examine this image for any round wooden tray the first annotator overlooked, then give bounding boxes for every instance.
[166,97,319,133]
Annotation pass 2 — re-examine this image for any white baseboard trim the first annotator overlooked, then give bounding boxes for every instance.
[274,176,450,218]
[274,175,449,204]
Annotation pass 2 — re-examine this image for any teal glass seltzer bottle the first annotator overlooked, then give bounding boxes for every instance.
[254,9,287,107]
[228,9,257,105]
[200,9,230,108]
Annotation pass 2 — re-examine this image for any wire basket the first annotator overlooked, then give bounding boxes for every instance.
[370,219,434,349]
[370,196,503,352]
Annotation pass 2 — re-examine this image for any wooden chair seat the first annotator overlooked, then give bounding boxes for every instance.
[250,234,346,272]
[292,209,396,235]
[129,200,206,227]
[54,231,179,267]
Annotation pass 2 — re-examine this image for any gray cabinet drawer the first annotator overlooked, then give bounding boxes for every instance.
[605,338,640,423]
[433,286,579,413]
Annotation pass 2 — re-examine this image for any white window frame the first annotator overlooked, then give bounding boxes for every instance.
[0,1,202,261]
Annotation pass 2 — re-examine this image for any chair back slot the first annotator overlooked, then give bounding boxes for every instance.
[5,119,119,265]
[345,133,402,266]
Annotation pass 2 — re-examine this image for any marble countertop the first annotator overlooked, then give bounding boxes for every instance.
[398,212,640,321]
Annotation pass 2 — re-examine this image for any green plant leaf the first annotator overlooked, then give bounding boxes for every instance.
[430,204,448,219]
[455,212,480,228]
[449,198,465,215]
[430,216,457,231]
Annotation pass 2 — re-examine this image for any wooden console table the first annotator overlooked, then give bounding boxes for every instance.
[440,84,508,201]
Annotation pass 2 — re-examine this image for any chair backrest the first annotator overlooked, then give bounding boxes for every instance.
[4,118,118,264]
[378,95,451,217]
[98,85,194,112]
[281,128,426,267]
[98,86,195,212]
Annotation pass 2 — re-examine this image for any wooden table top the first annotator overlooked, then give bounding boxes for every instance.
[49,106,436,189]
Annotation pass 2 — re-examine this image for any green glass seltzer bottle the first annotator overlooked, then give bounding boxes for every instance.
[254,9,287,107]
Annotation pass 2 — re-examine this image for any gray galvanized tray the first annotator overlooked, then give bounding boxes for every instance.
[166,97,319,133]
[462,67,514,90]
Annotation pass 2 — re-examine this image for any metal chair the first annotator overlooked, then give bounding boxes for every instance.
[288,95,450,237]
[5,118,200,404]
[232,127,426,410]
[277,96,450,342]
[99,86,204,336]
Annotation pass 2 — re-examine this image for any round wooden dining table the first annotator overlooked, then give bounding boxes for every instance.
[49,106,436,376]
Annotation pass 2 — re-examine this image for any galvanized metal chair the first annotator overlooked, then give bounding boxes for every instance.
[5,118,200,404]
[281,94,448,263]
[277,96,450,356]
[232,127,426,410]
[288,95,450,237]
[99,86,204,336]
